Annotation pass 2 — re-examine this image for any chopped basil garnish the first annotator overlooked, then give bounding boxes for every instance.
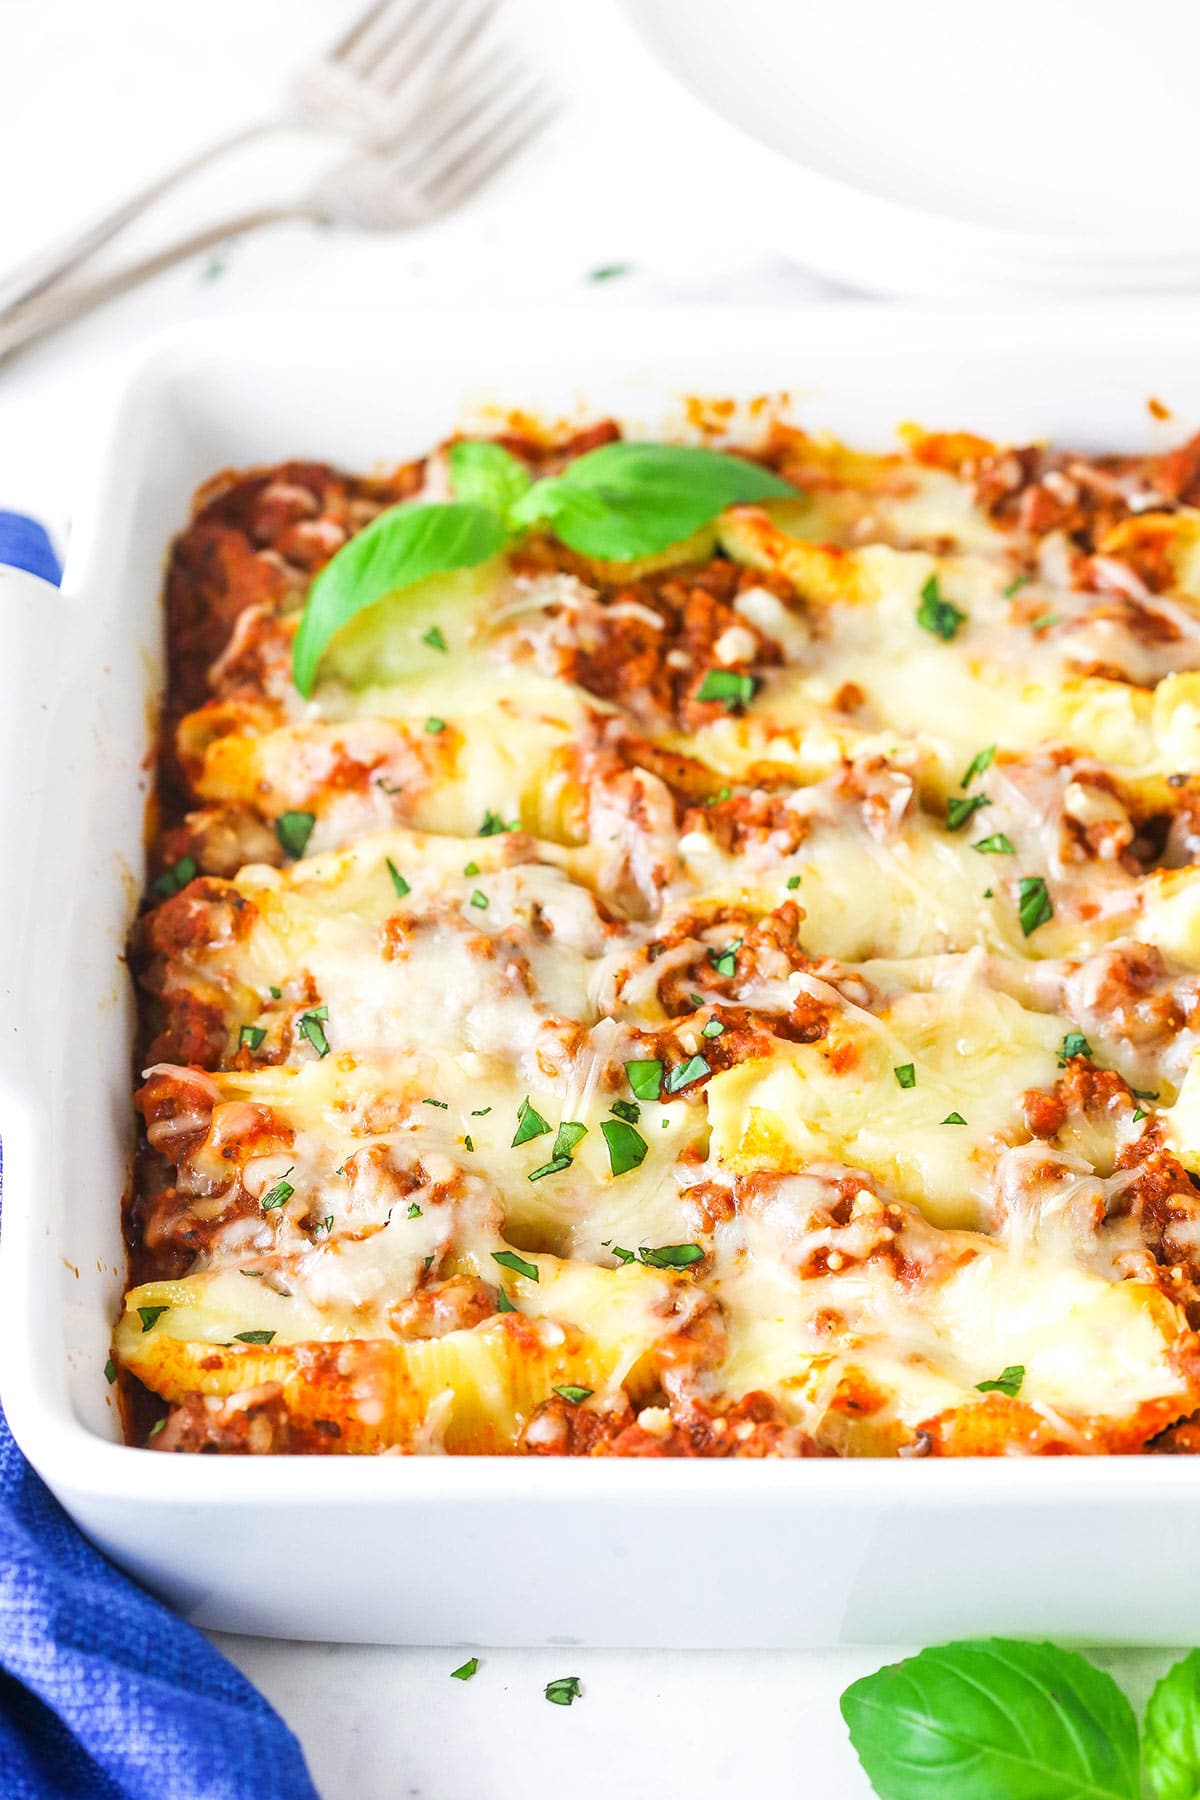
[322,1215,334,1235]
[664,1054,710,1094]
[1003,572,1033,597]
[639,1243,704,1269]
[554,1385,593,1404]
[137,1305,169,1333]
[471,1106,492,1117]
[960,745,996,788]
[407,1203,422,1219]
[601,1117,648,1176]
[147,1419,166,1442]
[464,1135,474,1152]
[469,889,489,910]
[151,854,197,899]
[275,811,316,859]
[707,937,743,978]
[463,860,480,876]
[234,1329,276,1346]
[624,1058,664,1101]
[916,574,966,641]
[894,1064,916,1089]
[479,809,514,837]
[976,1364,1024,1397]
[1058,1031,1093,1066]
[1133,1107,1146,1123]
[492,1249,538,1282]
[610,1098,640,1124]
[451,1657,479,1680]
[1030,612,1061,631]
[1133,1086,1160,1100]
[497,1287,516,1312]
[942,1112,967,1126]
[696,668,758,712]
[609,1244,636,1264]
[702,1017,725,1038]
[424,1097,448,1108]
[260,1170,296,1211]
[386,858,411,897]
[269,984,282,999]
[104,1357,117,1384]
[424,716,446,733]
[528,1155,572,1181]
[1017,875,1053,936]
[553,1120,588,1159]
[945,794,989,831]
[512,1097,551,1146]
[423,625,448,653]
[298,1008,330,1057]
[545,1676,582,1707]
[786,874,802,890]
[239,1024,266,1051]
[974,833,1015,855]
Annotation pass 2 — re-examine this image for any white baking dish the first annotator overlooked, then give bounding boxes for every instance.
[7,303,1200,1649]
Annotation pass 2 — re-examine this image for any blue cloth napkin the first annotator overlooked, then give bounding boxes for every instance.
[0,512,320,1800]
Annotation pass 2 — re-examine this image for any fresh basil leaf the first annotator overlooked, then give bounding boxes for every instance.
[553,1120,588,1159]
[509,442,795,561]
[1018,875,1054,937]
[553,1385,593,1405]
[1145,1647,1200,1800]
[275,811,315,859]
[841,1638,1140,1800]
[601,1117,648,1177]
[960,745,996,788]
[624,1059,664,1102]
[639,1243,703,1269]
[260,1169,296,1212]
[528,1154,572,1182]
[492,1249,539,1283]
[512,1097,551,1147]
[894,1064,916,1089]
[664,1054,709,1094]
[448,440,533,515]
[974,834,1015,856]
[234,1329,276,1346]
[942,1111,968,1125]
[386,858,411,898]
[450,1657,479,1681]
[946,794,989,832]
[298,1009,330,1058]
[544,1675,582,1707]
[976,1364,1024,1397]
[610,1098,640,1124]
[292,501,508,696]
[239,1024,266,1052]
[496,1287,516,1312]
[104,1357,117,1384]
[916,574,967,642]
[137,1305,169,1333]
[1058,1031,1093,1067]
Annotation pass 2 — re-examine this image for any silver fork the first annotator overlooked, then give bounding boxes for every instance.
[0,0,495,321]
[0,49,556,365]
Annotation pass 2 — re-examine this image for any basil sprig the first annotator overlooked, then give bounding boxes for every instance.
[292,439,795,694]
[842,1637,1147,1798]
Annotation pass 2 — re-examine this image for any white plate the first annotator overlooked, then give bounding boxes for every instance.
[618,0,1200,295]
[6,304,1200,1648]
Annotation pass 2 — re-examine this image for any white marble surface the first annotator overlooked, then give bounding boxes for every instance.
[0,2,1184,1792]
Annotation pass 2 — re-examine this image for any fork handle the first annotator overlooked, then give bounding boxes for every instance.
[0,117,291,321]
[0,203,327,365]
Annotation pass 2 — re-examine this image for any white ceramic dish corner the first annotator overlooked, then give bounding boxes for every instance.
[5,304,1200,1649]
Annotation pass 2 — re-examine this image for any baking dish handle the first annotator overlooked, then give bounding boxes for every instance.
[0,544,70,1105]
